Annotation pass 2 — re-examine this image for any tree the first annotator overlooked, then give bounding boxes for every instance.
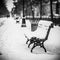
[0,0,9,17]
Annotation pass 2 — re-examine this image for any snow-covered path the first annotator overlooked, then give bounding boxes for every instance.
[0,17,60,60]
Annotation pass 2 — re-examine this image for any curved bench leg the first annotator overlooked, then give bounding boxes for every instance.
[31,44,36,52]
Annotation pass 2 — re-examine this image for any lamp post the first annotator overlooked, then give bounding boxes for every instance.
[40,0,42,19]
[21,0,26,27]
[56,0,59,14]
[30,0,34,20]
[50,0,53,21]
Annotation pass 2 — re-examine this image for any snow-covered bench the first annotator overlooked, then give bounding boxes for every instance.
[25,20,54,52]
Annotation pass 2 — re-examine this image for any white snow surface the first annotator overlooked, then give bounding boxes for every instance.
[0,17,60,60]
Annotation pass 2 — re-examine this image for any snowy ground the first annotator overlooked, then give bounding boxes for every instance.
[0,17,60,60]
